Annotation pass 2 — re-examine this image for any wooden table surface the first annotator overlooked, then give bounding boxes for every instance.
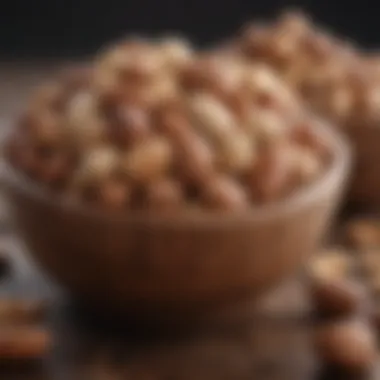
[0,62,377,380]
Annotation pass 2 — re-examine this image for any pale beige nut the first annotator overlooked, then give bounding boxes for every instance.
[314,320,377,371]
[75,147,118,185]
[246,109,288,143]
[0,326,52,360]
[158,37,193,70]
[146,179,184,211]
[65,91,106,147]
[120,136,173,183]
[0,299,48,325]
[217,129,255,173]
[345,219,380,250]
[202,175,248,210]
[308,248,354,281]
[188,93,237,143]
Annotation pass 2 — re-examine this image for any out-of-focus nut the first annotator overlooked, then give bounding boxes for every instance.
[292,147,323,185]
[308,248,353,281]
[0,326,52,360]
[250,144,294,202]
[146,179,184,211]
[345,219,380,250]
[120,137,173,183]
[310,278,367,318]
[247,110,288,143]
[30,82,66,112]
[108,104,151,147]
[65,91,106,147]
[158,37,193,70]
[188,93,237,142]
[217,130,255,173]
[314,320,377,371]
[158,110,215,184]
[0,299,48,324]
[202,175,248,210]
[35,152,73,186]
[96,178,131,210]
[76,147,118,183]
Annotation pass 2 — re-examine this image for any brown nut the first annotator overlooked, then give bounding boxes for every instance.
[0,326,52,360]
[96,178,131,210]
[158,109,215,184]
[202,175,248,210]
[292,147,323,185]
[120,136,173,183]
[107,104,151,147]
[145,179,184,211]
[314,320,377,371]
[345,219,380,250]
[158,37,193,70]
[0,299,48,324]
[308,248,354,281]
[310,278,367,318]
[250,143,294,202]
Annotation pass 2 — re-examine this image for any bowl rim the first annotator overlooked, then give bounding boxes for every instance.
[1,120,351,227]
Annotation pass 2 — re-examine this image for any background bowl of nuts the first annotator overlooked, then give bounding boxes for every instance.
[1,38,351,319]
[229,11,380,208]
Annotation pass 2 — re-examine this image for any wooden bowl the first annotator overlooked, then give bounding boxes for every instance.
[1,123,350,320]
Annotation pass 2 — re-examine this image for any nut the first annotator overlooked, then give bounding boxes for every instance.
[308,248,354,281]
[0,299,48,324]
[314,320,377,371]
[146,179,184,211]
[345,219,380,250]
[310,278,367,318]
[0,326,52,360]
[120,136,173,183]
[202,175,248,210]
[96,178,131,209]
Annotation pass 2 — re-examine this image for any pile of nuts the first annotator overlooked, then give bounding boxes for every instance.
[6,38,331,211]
[231,11,380,128]
[308,217,380,374]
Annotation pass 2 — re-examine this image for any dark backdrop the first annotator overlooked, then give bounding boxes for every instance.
[0,0,376,58]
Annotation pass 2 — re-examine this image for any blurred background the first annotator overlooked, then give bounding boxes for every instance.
[0,0,377,59]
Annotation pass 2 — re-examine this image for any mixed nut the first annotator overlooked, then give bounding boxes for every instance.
[5,38,332,211]
[230,10,380,129]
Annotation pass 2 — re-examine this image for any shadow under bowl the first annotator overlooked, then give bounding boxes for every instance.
[1,123,351,321]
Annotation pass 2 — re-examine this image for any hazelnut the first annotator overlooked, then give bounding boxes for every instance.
[120,136,173,183]
[146,179,184,211]
[314,320,377,371]
[202,175,248,210]
[310,278,367,318]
